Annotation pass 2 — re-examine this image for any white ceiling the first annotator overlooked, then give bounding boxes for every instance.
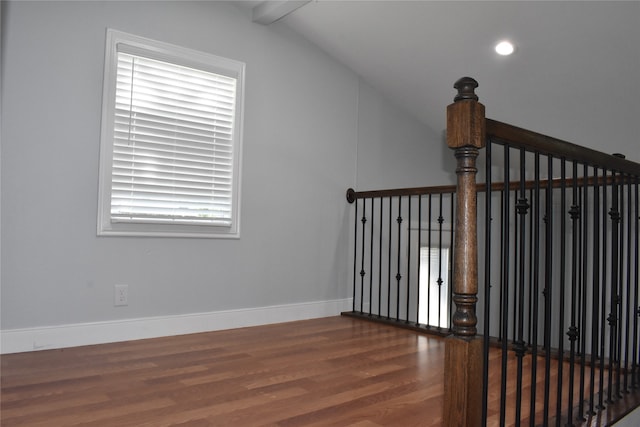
[244,1,639,159]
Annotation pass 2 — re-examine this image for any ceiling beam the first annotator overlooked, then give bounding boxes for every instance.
[252,1,311,25]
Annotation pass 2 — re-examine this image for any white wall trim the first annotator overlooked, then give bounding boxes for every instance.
[0,298,353,354]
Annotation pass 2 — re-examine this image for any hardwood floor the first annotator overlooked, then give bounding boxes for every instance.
[1,316,637,426]
[1,317,445,426]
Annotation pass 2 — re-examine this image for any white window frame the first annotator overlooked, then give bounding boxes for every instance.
[97,29,244,238]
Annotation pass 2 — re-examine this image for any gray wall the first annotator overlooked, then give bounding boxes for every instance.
[355,79,453,190]
[1,1,445,331]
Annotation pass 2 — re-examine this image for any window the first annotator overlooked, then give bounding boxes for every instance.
[98,30,244,238]
[411,223,453,329]
[418,246,451,328]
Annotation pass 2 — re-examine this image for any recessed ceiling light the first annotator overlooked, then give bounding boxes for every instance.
[495,41,515,56]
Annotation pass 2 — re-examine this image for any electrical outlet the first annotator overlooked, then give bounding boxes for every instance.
[114,284,128,306]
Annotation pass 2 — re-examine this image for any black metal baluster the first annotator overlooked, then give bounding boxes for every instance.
[578,164,590,420]
[500,144,511,427]
[529,156,540,427]
[406,197,412,323]
[543,156,553,427]
[482,138,493,427]
[416,195,422,325]
[567,160,580,426]
[369,198,375,316]
[608,170,621,403]
[379,196,384,317]
[396,197,403,321]
[623,176,632,393]
[633,177,639,390]
[616,175,625,398]
[615,174,625,399]
[352,197,359,311]
[449,194,455,330]
[514,148,529,426]
[388,197,393,319]
[427,194,433,326]
[437,194,444,328]
[513,191,520,346]
[598,170,609,410]
[577,180,584,357]
[556,159,578,426]
[360,199,368,314]
[499,190,505,342]
[528,187,535,346]
[588,167,601,416]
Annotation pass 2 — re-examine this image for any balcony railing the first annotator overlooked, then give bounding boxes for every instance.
[345,77,640,426]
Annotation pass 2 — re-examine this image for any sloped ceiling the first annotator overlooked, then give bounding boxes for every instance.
[245,1,639,160]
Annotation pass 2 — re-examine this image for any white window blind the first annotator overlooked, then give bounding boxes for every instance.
[98,30,244,238]
[113,53,236,225]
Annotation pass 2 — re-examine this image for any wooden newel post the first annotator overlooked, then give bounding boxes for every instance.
[443,77,485,427]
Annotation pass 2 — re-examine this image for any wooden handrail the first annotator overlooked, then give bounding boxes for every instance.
[486,118,640,176]
[346,185,456,202]
[346,175,636,204]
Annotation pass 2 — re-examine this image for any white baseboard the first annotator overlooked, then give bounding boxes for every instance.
[0,298,353,354]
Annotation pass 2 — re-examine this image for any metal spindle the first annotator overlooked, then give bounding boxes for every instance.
[542,157,554,426]
[633,178,640,390]
[388,197,393,319]
[567,160,580,426]
[427,194,433,326]
[396,197,403,321]
[615,174,624,399]
[608,170,621,403]
[500,144,511,427]
[416,195,422,325]
[449,194,455,330]
[616,176,625,397]
[437,194,444,327]
[589,167,601,416]
[624,177,632,393]
[514,148,528,426]
[406,197,412,323]
[369,198,375,316]
[598,170,609,410]
[499,190,505,342]
[529,156,540,427]
[360,200,368,313]
[528,186,535,346]
[513,191,520,346]
[378,197,384,316]
[352,197,359,311]
[579,163,590,419]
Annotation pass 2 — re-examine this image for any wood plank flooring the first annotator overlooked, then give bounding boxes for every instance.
[1,316,638,426]
[1,317,445,426]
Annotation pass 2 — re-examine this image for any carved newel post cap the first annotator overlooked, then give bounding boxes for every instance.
[453,77,479,102]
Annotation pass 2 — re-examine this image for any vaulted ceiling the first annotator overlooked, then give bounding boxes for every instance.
[243,1,639,160]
